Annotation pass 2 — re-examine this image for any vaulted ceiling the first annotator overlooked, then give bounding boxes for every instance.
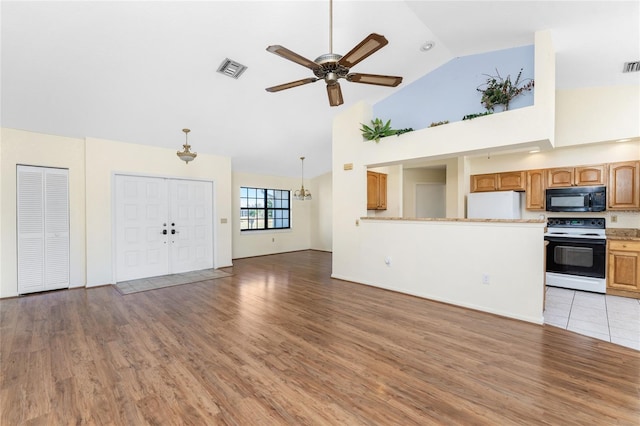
[2,1,638,178]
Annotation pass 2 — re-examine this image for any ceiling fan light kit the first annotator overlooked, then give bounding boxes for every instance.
[265,0,403,106]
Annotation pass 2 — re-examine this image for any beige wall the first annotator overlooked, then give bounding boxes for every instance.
[367,165,402,218]
[310,171,332,252]
[468,140,640,227]
[402,167,446,218]
[329,29,639,323]
[85,137,232,286]
[1,128,87,298]
[232,172,312,259]
[555,86,640,147]
[0,128,233,297]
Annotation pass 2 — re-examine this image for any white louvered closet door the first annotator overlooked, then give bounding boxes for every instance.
[17,166,69,294]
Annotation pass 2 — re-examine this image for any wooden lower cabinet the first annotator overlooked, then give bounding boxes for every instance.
[607,240,640,299]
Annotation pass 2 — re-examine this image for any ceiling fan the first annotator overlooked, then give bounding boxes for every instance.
[265,0,403,107]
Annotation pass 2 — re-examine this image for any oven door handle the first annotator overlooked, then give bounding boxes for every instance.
[544,237,606,246]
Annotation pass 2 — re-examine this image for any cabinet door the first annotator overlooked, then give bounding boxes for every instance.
[471,174,497,192]
[608,161,640,210]
[608,241,640,294]
[575,165,606,186]
[547,168,574,188]
[526,170,546,210]
[497,171,525,191]
[366,171,379,210]
[378,173,387,210]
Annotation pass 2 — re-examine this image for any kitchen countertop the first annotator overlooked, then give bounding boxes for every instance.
[606,228,640,241]
[360,217,545,224]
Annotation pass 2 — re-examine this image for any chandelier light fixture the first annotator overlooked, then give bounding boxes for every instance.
[294,156,312,200]
[177,128,197,164]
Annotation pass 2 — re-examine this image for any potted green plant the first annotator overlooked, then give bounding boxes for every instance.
[360,118,397,143]
[477,68,534,111]
[360,119,413,143]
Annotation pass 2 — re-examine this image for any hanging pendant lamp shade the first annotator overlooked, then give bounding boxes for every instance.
[177,128,197,164]
[294,157,312,200]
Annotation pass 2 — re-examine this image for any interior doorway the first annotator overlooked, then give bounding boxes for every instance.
[114,175,213,282]
[415,183,446,218]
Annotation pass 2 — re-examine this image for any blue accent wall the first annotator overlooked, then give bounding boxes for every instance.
[373,45,535,131]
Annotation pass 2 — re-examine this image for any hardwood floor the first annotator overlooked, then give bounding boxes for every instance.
[1,250,639,425]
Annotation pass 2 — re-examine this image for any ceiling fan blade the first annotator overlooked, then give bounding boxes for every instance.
[347,73,403,87]
[326,83,344,107]
[266,45,319,70]
[338,33,389,69]
[266,78,319,93]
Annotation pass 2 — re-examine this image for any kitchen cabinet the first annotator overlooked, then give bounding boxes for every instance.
[497,171,526,191]
[470,173,497,192]
[546,165,606,188]
[471,171,525,192]
[526,169,546,210]
[367,171,387,210]
[608,161,640,210]
[607,240,640,298]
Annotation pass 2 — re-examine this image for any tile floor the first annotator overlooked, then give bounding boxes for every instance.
[544,286,640,351]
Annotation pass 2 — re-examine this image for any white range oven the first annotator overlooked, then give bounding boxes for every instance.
[544,217,607,293]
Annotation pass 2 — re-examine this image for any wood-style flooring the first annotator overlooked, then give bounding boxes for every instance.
[1,250,639,425]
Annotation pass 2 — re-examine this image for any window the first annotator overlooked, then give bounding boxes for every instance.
[240,187,290,231]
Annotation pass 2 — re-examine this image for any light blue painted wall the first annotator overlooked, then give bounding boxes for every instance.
[373,45,535,131]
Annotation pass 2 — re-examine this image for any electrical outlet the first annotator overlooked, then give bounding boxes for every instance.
[272,237,275,242]
[482,274,490,285]
[611,215,618,223]
[384,256,392,266]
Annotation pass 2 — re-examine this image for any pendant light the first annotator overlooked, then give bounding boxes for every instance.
[177,128,197,164]
[294,156,312,200]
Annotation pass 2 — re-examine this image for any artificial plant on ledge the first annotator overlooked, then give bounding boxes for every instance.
[360,118,413,143]
[476,67,535,111]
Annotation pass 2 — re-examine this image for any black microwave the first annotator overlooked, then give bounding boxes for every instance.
[545,186,606,212]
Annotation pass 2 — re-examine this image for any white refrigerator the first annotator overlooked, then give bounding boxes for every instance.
[467,191,522,219]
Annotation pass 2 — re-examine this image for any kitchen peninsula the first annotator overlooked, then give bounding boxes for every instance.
[333,217,547,324]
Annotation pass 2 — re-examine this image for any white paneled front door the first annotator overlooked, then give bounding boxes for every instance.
[168,179,213,274]
[114,175,213,282]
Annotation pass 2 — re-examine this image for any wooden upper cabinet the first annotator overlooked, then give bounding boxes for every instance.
[471,173,497,192]
[608,161,640,210]
[471,171,525,192]
[547,168,574,188]
[497,171,526,191]
[547,165,606,188]
[526,169,546,210]
[367,171,387,210]
[575,165,607,186]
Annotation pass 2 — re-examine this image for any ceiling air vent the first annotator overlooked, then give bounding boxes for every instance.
[623,61,640,73]
[217,58,248,79]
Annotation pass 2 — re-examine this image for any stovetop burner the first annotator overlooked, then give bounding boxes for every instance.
[545,217,606,239]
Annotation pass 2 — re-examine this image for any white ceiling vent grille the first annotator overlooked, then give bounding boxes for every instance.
[217,58,248,79]
[623,61,640,73]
